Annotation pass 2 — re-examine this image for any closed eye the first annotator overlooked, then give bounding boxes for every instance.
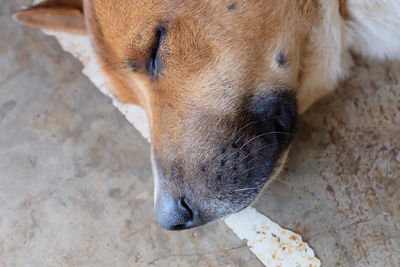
[146,26,166,77]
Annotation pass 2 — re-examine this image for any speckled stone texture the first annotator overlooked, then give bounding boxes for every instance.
[255,56,400,266]
[1,0,399,266]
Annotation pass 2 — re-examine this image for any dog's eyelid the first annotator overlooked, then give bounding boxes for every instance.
[146,26,167,77]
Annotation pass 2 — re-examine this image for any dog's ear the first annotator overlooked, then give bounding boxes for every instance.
[13,0,86,35]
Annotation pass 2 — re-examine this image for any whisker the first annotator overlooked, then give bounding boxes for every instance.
[243,156,258,166]
[233,187,259,192]
[233,178,291,193]
[237,143,273,165]
[225,143,274,171]
[241,166,258,175]
[233,121,257,145]
[224,131,290,161]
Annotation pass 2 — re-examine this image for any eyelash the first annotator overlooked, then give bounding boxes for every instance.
[146,26,166,77]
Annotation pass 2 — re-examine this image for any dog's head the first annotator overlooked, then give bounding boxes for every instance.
[14,0,319,230]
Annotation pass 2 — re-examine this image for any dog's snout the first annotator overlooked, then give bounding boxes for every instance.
[156,195,196,230]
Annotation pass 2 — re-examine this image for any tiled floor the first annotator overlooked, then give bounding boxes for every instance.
[1,1,399,266]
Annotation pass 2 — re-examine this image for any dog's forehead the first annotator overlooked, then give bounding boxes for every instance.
[89,0,217,31]
[90,0,167,42]
[87,0,292,53]
[89,0,269,37]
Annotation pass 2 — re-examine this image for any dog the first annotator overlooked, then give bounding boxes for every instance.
[14,0,400,230]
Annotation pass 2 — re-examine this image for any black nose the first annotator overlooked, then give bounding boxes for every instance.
[156,196,196,230]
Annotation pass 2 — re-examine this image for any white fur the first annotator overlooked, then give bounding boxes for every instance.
[297,0,353,113]
[347,0,400,60]
[298,0,400,113]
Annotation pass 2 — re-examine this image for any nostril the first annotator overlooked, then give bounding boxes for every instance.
[178,198,193,221]
[171,223,188,231]
[167,198,195,230]
[156,195,198,230]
